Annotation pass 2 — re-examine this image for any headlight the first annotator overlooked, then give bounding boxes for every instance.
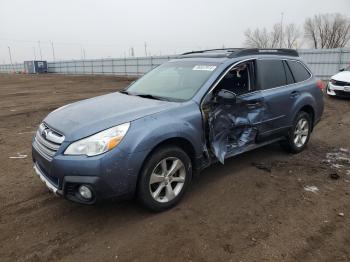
[64,122,130,156]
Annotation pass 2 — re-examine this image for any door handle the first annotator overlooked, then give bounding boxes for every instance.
[290,91,300,98]
[247,100,263,107]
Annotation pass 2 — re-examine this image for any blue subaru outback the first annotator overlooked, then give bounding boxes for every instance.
[32,48,324,211]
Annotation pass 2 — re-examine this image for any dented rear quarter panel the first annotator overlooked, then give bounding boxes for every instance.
[288,77,324,126]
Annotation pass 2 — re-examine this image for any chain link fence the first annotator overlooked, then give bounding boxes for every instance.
[1,49,349,79]
[47,56,174,76]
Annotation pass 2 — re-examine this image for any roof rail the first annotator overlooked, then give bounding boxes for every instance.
[180,48,299,58]
[229,48,299,58]
[181,48,243,56]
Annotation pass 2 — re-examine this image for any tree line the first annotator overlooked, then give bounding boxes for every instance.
[244,13,350,49]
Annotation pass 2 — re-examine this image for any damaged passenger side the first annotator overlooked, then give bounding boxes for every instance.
[203,60,267,163]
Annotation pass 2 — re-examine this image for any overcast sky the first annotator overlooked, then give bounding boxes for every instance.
[0,0,349,63]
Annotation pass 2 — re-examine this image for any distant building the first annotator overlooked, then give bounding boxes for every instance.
[24,61,48,74]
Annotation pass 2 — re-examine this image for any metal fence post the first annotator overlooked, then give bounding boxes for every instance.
[136,57,139,76]
[338,48,343,71]
[124,57,127,77]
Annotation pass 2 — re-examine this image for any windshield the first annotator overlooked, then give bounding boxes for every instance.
[126,61,219,101]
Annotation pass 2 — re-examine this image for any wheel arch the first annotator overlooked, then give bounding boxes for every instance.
[298,105,315,130]
[289,91,317,131]
[143,137,196,170]
[135,136,197,194]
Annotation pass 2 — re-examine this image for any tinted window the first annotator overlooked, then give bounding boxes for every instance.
[257,60,286,90]
[287,60,311,82]
[283,61,295,84]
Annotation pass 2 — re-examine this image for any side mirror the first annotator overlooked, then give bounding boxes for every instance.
[215,89,237,104]
[339,68,345,72]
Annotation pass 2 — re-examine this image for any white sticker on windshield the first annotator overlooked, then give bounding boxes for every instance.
[192,65,216,71]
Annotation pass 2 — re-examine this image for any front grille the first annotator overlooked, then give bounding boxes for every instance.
[332,80,350,86]
[33,123,64,161]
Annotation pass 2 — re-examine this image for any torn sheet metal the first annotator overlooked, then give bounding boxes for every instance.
[208,102,266,164]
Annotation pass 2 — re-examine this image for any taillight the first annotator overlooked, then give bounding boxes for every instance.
[316,80,325,91]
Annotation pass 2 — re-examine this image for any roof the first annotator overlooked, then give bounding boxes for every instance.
[179,48,299,59]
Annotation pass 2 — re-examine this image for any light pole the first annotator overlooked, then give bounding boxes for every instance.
[8,46,14,71]
[38,41,42,60]
[80,45,83,60]
[280,12,284,48]
[51,41,55,61]
[33,47,36,60]
[144,42,148,57]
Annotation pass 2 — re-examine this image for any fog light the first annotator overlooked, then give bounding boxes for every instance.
[78,185,93,200]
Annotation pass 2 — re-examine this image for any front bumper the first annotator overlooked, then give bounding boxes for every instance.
[33,161,107,204]
[32,141,145,204]
[34,162,62,195]
[327,82,350,98]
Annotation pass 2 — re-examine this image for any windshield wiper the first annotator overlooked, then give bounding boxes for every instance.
[119,90,130,95]
[120,90,170,101]
[133,93,168,101]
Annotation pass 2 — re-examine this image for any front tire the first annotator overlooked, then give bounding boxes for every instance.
[137,146,192,212]
[281,111,311,154]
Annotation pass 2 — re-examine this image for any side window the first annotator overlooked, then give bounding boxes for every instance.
[215,61,255,96]
[283,61,295,85]
[257,60,286,90]
[287,60,311,82]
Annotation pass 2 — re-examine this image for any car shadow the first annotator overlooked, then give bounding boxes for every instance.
[327,95,350,101]
[190,142,289,190]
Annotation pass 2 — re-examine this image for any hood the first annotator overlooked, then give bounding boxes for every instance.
[331,71,350,83]
[44,92,177,141]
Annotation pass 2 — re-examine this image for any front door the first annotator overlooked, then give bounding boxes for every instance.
[204,60,267,163]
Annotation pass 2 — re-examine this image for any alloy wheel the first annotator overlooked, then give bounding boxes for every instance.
[294,118,309,148]
[149,157,186,203]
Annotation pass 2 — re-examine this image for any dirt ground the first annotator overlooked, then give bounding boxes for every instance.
[0,74,350,262]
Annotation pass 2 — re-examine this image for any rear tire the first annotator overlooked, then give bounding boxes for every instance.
[281,111,311,154]
[137,146,192,212]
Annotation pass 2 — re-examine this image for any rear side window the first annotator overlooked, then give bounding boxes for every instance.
[287,60,311,82]
[283,61,295,85]
[257,60,286,90]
